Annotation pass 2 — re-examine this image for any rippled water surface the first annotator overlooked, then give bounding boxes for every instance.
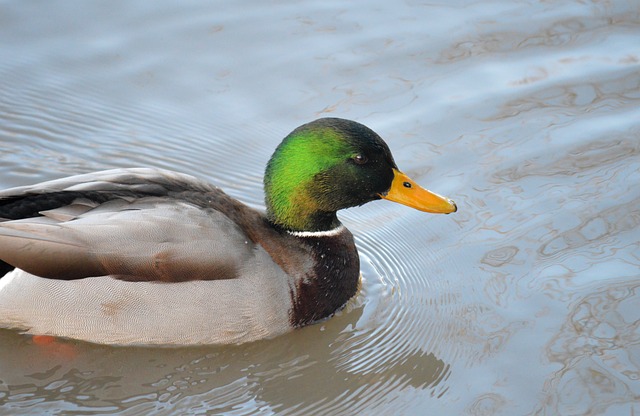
[1,1,639,415]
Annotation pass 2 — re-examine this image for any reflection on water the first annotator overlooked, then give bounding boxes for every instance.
[1,0,639,414]
[0,320,450,415]
[540,279,640,415]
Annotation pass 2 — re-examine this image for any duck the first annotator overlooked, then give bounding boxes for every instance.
[0,118,456,346]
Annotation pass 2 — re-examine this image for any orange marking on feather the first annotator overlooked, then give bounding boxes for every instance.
[32,335,56,345]
[32,335,78,360]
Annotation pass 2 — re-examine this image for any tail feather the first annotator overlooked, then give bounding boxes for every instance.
[0,261,15,278]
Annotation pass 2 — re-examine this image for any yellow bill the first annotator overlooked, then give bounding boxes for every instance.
[379,169,457,214]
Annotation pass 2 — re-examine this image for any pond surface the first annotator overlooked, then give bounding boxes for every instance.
[1,0,639,414]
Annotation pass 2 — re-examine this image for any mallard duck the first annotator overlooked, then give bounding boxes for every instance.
[0,118,456,346]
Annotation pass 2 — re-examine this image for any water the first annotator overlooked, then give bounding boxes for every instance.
[1,0,639,414]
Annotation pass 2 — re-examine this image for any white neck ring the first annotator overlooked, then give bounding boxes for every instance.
[287,224,346,238]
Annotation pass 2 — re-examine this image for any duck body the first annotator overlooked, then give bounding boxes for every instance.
[0,168,359,345]
[0,118,455,346]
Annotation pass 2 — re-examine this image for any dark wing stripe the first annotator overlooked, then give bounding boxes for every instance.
[0,191,112,220]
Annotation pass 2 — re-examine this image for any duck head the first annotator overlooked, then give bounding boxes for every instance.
[264,118,456,232]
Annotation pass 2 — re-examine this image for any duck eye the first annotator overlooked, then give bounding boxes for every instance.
[352,154,368,165]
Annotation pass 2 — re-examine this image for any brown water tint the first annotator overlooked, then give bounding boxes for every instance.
[1,0,639,415]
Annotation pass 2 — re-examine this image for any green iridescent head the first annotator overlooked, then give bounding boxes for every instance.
[264,118,457,232]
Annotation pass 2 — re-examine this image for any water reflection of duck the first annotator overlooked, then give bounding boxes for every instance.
[0,118,456,345]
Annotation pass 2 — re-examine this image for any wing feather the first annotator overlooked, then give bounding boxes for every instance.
[0,169,257,282]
